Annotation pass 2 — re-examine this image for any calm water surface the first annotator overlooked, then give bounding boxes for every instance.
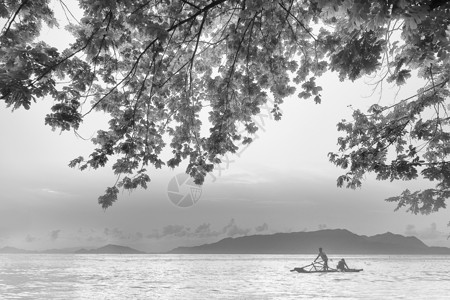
[0,254,449,299]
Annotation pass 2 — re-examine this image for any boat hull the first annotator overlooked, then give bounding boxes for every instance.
[291,267,363,273]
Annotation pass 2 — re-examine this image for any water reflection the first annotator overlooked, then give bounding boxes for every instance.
[0,254,449,299]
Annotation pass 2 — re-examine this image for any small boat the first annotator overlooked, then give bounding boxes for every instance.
[290,260,363,273]
[291,267,363,273]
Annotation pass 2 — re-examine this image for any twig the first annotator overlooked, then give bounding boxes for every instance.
[1,0,29,37]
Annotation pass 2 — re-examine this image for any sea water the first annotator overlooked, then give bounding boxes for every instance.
[0,254,449,299]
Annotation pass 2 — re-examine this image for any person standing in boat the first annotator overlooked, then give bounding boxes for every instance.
[314,247,328,270]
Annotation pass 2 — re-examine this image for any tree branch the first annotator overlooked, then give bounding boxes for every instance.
[59,0,81,25]
[180,0,202,10]
[83,0,229,116]
[82,37,159,117]
[365,79,449,116]
[188,11,207,90]
[278,1,317,42]
[1,0,29,38]
[168,0,227,33]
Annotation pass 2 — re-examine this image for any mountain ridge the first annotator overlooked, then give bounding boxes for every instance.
[75,244,145,254]
[0,244,145,254]
[1,229,449,255]
[168,229,450,255]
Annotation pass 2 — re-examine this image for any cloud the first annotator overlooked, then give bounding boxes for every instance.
[86,235,107,243]
[146,219,256,240]
[222,219,250,237]
[146,225,191,239]
[214,171,269,185]
[318,224,327,230]
[194,223,221,238]
[39,188,74,197]
[146,223,220,239]
[195,223,211,234]
[41,188,60,194]
[104,227,125,239]
[146,230,161,239]
[25,234,36,243]
[103,228,144,241]
[405,223,446,240]
[162,225,189,237]
[50,230,60,241]
[423,223,442,239]
[255,223,269,232]
[405,224,417,236]
[74,228,107,243]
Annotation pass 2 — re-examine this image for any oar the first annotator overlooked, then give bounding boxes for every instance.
[290,262,315,272]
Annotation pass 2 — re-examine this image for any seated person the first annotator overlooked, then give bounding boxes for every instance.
[336,258,349,271]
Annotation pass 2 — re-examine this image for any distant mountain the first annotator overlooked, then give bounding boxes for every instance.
[42,247,87,254]
[1,230,448,255]
[168,229,450,255]
[75,244,145,254]
[0,246,35,254]
[0,244,145,254]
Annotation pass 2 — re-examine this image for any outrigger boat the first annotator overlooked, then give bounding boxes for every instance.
[290,261,363,273]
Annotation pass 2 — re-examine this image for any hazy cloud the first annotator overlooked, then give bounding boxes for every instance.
[255,223,269,232]
[405,223,445,240]
[50,230,60,241]
[39,188,74,197]
[162,225,189,237]
[25,234,36,243]
[146,219,258,240]
[41,188,59,194]
[318,224,327,230]
[214,171,269,185]
[194,223,221,238]
[146,230,161,239]
[222,219,251,237]
[103,227,144,241]
[195,223,211,234]
[86,235,107,243]
[75,228,108,244]
[104,227,126,239]
[146,225,191,239]
[405,224,416,236]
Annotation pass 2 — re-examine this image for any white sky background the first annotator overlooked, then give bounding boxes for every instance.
[0,2,449,252]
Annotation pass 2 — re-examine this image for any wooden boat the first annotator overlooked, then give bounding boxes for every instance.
[291,260,363,273]
[291,267,363,273]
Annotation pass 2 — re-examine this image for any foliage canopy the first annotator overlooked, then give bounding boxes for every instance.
[1,0,450,211]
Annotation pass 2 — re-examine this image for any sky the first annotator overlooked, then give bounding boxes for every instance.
[1,2,449,253]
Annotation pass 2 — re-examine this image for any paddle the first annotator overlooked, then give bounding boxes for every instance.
[290,262,315,272]
[291,260,339,273]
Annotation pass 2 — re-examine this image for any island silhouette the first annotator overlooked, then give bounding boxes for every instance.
[1,229,449,254]
[168,229,450,255]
